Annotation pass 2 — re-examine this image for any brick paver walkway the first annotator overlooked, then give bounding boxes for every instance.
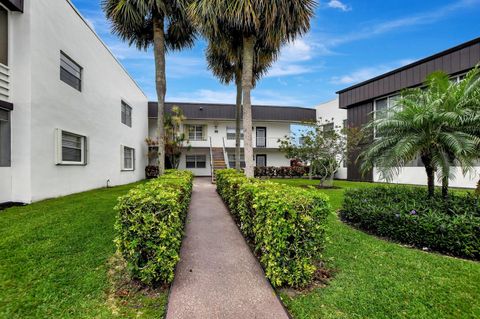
[165,178,289,319]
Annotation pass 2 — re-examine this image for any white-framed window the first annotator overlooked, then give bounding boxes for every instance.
[55,129,87,165]
[321,122,335,132]
[226,126,244,140]
[451,73,467,83]
[186,154,206,168]
[121,101,132,127]
[185,124,206,141]
[228,152,245,168]
[374,94,400,138]
[121,146,135,171]
[60,51,82,91]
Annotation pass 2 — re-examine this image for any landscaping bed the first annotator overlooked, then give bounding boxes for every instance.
[341,186,480,259]
[216,169,331,288]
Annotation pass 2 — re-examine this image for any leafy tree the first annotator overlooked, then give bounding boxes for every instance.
[279,121,361,187]
[360,68,480,197]
[190,0,316,177]
[103,0,196,176]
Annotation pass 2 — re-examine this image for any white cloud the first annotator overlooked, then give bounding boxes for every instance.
[327,0,351,12]
[331,59,415,85]
[266,39,320,78]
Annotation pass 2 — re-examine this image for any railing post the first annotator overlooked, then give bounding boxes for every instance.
[209,137,214,182]
[222,137,230,169]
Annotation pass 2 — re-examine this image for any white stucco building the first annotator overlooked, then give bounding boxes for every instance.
[0,0,148,203]
[315,98,348,180]
[148,102,317,176]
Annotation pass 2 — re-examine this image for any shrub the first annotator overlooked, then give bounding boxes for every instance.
[216,169,331,287]
[341,186,480,259]
[145,165,159,179]
[114,170,194,285]
[254,166,307,178]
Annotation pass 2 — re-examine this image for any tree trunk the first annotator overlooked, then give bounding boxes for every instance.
[235,73,242,171]
[421,154,435,197]
[153,12,166,176]
[242,36,255,177]
[442,176,449,199]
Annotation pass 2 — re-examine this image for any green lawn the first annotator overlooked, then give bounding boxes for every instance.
[0,182,167,319]
[272,179,480,319]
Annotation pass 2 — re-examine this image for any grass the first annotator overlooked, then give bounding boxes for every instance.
[272,179,480,319]
[0,181,168,319]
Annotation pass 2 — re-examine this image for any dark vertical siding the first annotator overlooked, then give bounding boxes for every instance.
[347,101,374,182]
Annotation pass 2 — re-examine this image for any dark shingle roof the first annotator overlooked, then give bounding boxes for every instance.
[148,102,316,123]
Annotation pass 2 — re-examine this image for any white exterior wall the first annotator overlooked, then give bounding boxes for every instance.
[148,118,292,176]
[2,0,148,203]
[374,167,480,189]
[315,98,348,180]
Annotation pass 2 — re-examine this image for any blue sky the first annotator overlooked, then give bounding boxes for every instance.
[71,0,480,107]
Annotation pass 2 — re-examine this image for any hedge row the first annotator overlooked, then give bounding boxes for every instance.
[114,170,194,285]
[341,186,480,259]
[216,169,331,287]
[254,166,307,178]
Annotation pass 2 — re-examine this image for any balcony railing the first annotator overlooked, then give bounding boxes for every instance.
[0,63,10,101]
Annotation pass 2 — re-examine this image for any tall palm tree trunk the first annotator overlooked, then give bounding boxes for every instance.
[235,74,242,171]
[242,36,255,177]
[153,12,166,176]
[422,154,435,197]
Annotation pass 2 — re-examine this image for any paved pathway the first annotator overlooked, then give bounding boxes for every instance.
[166,178,289,319]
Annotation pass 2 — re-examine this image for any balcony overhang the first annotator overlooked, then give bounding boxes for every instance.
[0,99,13,111]
[0,0,23,12]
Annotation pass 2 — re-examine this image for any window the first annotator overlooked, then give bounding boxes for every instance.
[256,154,267,167]
[343,119,348,129]
[186,155,206,168]
[321,122,335,132]
[186,125,205,141]
[0,6,8,66]
[122,146,135,171]
[226,126,244,140]
[121,101,132,127]
[374,94,400,137]
[228,152,245,168]
[0,109,10,167]
[60,51,82,91]
[55,129,86,165]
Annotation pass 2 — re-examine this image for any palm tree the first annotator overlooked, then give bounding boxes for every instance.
[205,32,275,171]
[190,0,316,177]
[103,0,196,176]
[360,69,480,197]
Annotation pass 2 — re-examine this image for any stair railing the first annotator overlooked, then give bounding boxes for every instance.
[222,137,230,169]
[209,137,214,182]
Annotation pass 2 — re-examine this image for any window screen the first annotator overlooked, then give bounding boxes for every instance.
[121,101,132,127]
[0,109,10,167]
[60,51,82,91]
[226,127,244,140]
[0,6,8,66]
[62,131,84,163]
[123,147,135,170]
[186,155,206,168]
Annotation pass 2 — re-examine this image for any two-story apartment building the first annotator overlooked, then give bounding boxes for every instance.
[148,102,316,176]
[336,37,480,188]
[0,0,148,203]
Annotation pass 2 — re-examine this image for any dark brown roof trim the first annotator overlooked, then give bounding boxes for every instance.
[149,102,316,123]
[0,0,23,12]
[336,37,480,94]
[0,100,13,111]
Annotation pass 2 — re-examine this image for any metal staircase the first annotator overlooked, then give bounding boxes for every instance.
[209,137,228,183]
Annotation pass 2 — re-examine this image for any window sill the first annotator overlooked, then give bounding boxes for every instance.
[56,162,86,166]
[121,169,135,172]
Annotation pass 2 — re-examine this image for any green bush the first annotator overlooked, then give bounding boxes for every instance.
[216,169,331,287]
[114,170,193,285]
[341,186,480,259]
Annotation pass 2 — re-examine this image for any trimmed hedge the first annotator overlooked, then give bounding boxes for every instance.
[216,169,331,287]
[114,170,193,285]
[341,186,480,259]
[254,166,307,178]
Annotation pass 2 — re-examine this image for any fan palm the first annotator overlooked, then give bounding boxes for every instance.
[102,0,196,176]
[205,31,276,171]
[360,69,480,197]
[190,0,316,177]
